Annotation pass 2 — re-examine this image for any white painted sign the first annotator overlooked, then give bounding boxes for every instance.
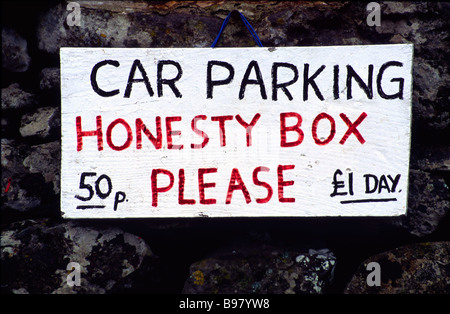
[60,45,413,218]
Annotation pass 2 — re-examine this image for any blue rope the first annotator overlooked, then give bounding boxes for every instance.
[211,11,263,48]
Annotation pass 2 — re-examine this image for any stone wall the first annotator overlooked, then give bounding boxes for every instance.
[1,1,449,295]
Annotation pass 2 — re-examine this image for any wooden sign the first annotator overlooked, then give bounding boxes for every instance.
[60,45,413,218]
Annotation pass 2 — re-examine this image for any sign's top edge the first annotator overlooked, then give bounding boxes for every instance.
[59,43,413,51]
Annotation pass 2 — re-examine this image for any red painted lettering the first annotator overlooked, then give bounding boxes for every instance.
[211,115,233,147]
[198,168,217,205]
[151,168,174,207]
[178,169,195,205]
[166,116,183,150]
[277,164,295,203]
[225,168,251,204]
[311,112,336,145]
[252,166,273,204]
[191,115,209,149]
[235,113,261,147]
[76,115,103,151]
[136,117,162,149]
[280,112,304,147]
[106,118,133,151]
[339,112,367,144]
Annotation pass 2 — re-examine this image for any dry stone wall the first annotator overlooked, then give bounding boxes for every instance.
[1,1,449,295]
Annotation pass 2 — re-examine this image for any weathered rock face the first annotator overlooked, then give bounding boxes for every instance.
[39,67,60,91]
[1,139,60,218]
[1,139,43,213]
[19,106,60,140]
[1,83,37,111]
[345,241,450,294]
[1,27,31,73]
[1,0,449,295]
[1,219,157,294]
[183,245,336,294]
[399,170,450,237]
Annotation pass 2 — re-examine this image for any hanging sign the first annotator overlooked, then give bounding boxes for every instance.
[60,45,413,218]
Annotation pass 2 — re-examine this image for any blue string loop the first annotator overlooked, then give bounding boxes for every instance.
[211,11,263,48]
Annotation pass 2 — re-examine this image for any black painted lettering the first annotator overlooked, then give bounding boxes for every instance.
[377,175,391,193]
[206,61,234,99]
[303,64,325,101]
[157,60,183,98]
[364,174,378,194]
[387,174,401,192]
[333,65,339,100]
[90,60,120,97]
[271,62,299,101]
[239,60,267,100]
[124,59,154,98]
[377,61,404,99]
[346,64,373,99]
[330,169,347,197]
